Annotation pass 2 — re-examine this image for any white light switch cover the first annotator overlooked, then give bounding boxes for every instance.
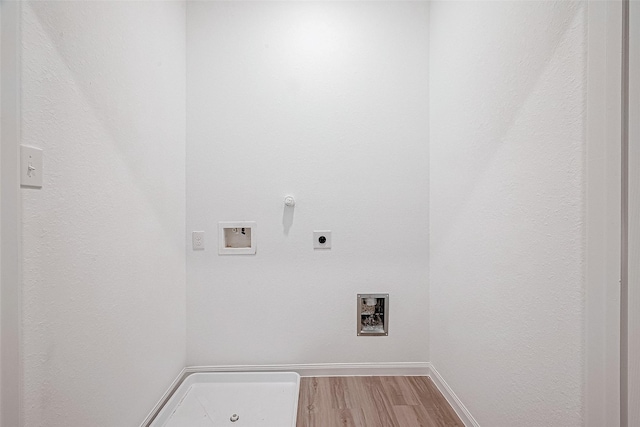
[20,145,43,188]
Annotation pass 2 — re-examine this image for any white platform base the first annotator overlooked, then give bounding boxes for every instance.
[150,372,300,427]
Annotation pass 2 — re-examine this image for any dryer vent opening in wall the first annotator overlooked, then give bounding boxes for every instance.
[218,221,256,255]
[357,294,389,336]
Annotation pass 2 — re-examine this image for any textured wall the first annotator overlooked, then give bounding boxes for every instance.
[186,1,429,366]
[1,3,24,425]
[429,2,586,426]
[20,2,186,426]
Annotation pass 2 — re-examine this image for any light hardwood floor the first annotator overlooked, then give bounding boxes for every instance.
[296,376,464,427]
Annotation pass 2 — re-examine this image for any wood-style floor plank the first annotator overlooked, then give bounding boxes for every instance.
[296,376,464,427]
[407,375,463,425]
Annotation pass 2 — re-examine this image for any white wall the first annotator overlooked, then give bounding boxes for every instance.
[186,1,429,366]
[20,2,186,426]
[585,2,623,425]
[429,2,586,426]
[13,1,617,425]
[1,2,22,426]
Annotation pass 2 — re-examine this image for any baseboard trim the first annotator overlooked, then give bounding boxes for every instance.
[139,367,189,427]
[185,362,431,377]
[428,364,480,427]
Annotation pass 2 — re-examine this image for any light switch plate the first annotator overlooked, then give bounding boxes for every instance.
[313,230,332,249]
[20,145,43,188]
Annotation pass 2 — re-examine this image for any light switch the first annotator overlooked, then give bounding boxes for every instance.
[20,145,43,188]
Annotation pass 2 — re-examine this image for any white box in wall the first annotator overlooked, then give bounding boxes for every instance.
[218,221,256,255]
[357,293,389,336]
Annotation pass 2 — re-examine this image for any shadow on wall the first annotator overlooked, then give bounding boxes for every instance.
[429,0,586,250]
[27,1,185,232]
[21,3,187,426]
[282,203,295,235]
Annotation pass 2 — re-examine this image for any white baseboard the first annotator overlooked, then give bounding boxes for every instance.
[185,362,431,377]
[139,367,188,427]
[427,364,480,427]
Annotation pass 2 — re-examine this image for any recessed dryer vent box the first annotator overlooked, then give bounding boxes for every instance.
[218,221,256,255]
